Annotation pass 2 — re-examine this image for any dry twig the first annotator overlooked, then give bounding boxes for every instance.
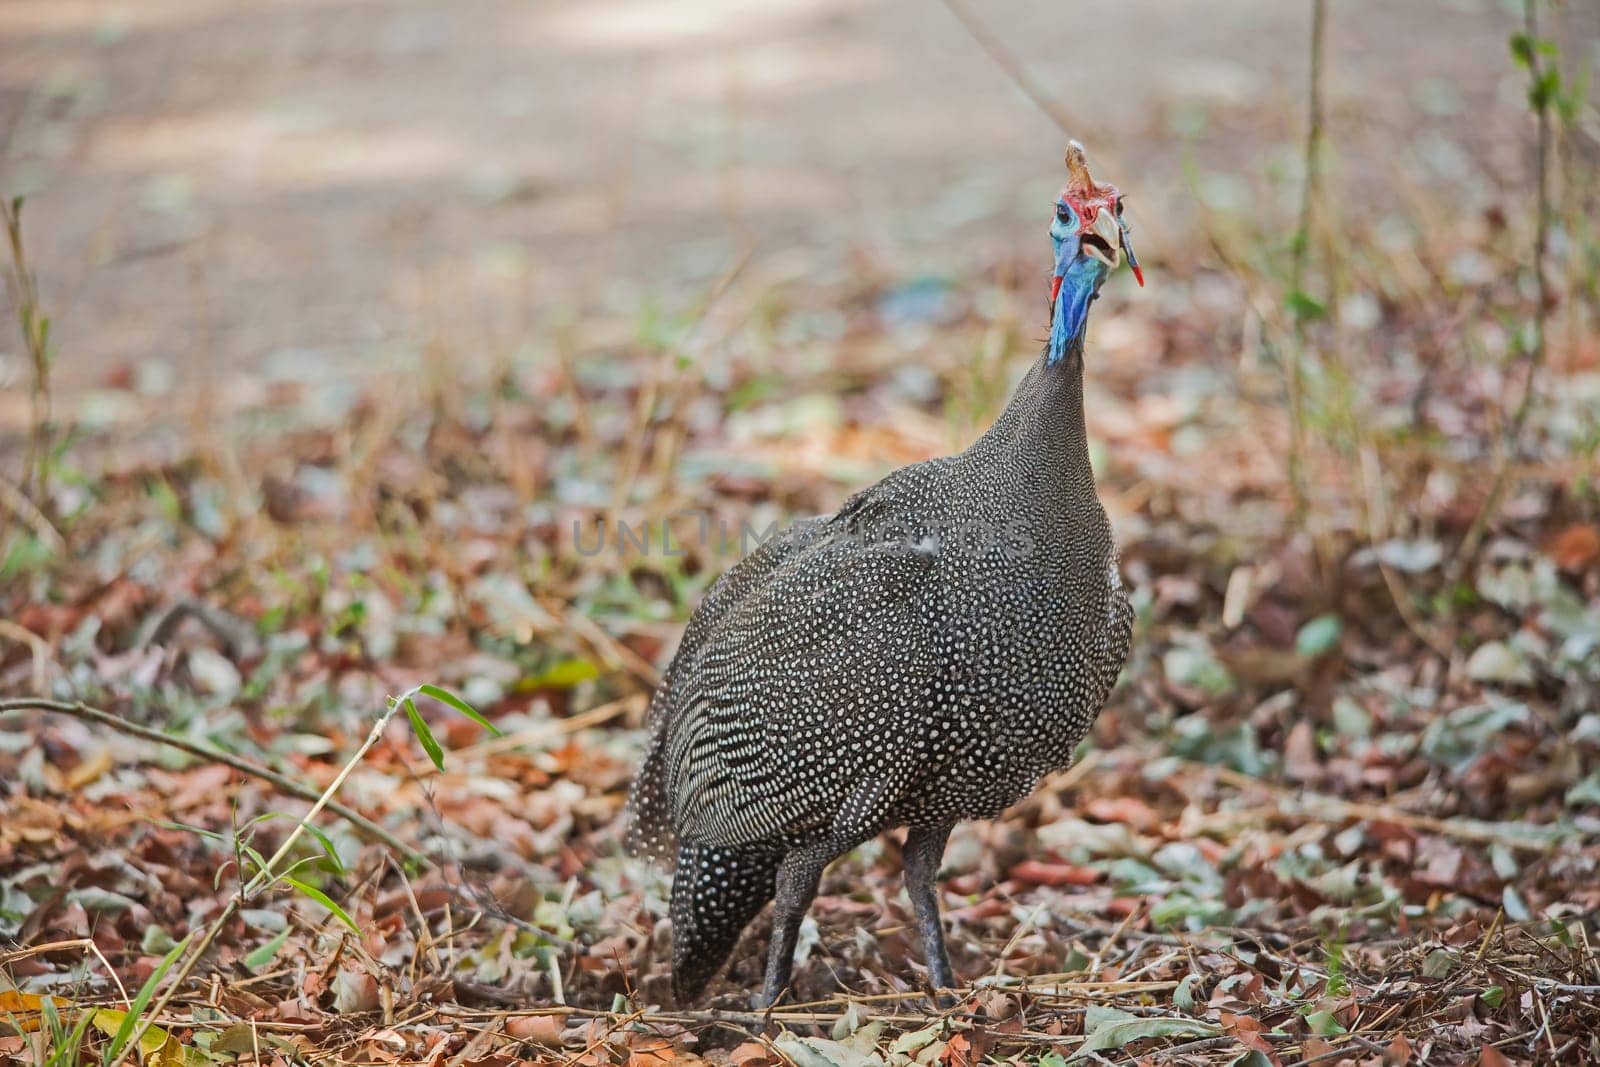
[0,696,427,865]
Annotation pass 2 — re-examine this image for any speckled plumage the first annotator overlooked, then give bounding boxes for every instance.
[627,149,1136,1005]
[625,343,1133,1004]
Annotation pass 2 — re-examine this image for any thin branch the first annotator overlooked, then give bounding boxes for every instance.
[0,697,428,866]
[936,0,1100,146]
[1458,0,1554,566]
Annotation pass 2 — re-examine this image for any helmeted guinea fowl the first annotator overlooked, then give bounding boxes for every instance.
[626,142,1142,1007]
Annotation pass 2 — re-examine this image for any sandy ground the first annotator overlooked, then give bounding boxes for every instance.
[0,0,1552,392]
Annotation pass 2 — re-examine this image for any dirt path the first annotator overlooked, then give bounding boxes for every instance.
[0,0,1524,391]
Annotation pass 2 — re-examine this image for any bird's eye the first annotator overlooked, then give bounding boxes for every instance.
[1115,197,1125,217]
[1055,203,1077,227]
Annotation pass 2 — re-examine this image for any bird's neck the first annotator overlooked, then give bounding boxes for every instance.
[970,346,1094,491]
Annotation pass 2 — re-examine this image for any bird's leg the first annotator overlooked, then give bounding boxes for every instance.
[903,821,956,995]
[759,845,829,1008]
[759,779,897,1008]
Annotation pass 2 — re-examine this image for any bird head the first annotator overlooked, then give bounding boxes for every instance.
[1047,141,1143,363]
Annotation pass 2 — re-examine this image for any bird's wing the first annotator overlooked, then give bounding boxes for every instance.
[623,514,834,861]
[658,462,960,849]
[620,508,851,857]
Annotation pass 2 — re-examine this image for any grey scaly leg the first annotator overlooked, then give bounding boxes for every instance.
[759,780,897,1007]
[903,822,956,993]
[759,841,834,1007]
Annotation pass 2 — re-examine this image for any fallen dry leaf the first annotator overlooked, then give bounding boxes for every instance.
[1082,795,1161,831]
[505,1015,567,1048]
[1547,523,1600,571]
[1009,859,1101,887]
[1475,1045,1511,1067]
[727,1041,776,1067]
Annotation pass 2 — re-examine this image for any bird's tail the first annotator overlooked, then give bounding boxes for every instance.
[670,843,782,1004]
[624,688,679,865]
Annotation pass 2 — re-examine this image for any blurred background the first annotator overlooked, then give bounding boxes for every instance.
[3,0,1600,1054]
[0,0,1587,389]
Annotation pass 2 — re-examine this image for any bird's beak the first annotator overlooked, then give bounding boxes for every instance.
[1052,209,1140,307]
[1085,210,1123,271]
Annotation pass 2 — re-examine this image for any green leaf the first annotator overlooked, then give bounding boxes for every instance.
[1502,885,1532,922]
[140,926,176,955]
[155,820,228,844]
[404,697,445,771]
[239,813,346,876]
[519,659,602,691]
[1420,701,1530,772]
[888,1024,942,1056]
[1529,69,1561,111]
[773,1031,884,1067]
[419,683,503,737]
[1295,614,1342,658]
[243,927,291,972]
[1509,31,1535,68]
[1161,643,1235,696]
[282,875,360,934]
[300,823,347,876]
[1173,973,1202,1014]
[240,844,272,882]
[1566,771,1600,808]
[1422,949,1457,979]
[1481,985,1506,1009]
[1303,1009,1346,1036]
[1070,1007,1219,1060]
[1285,290,1327,322]
[102,931,192,1066]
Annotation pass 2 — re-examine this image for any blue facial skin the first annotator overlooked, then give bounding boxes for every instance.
[1047,202,1112,365]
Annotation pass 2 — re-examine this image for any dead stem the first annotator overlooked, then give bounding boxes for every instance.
[1282,0,1327,540]
[1456,0,1554,568]
[2,198,53,505]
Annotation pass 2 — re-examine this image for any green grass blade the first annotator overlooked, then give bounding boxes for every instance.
[299,823,347,876]
[243,927,291,972]
[283,875,360,934]
[103,932,192,1066]
[419,683,502,736]
[404,697,445,771]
